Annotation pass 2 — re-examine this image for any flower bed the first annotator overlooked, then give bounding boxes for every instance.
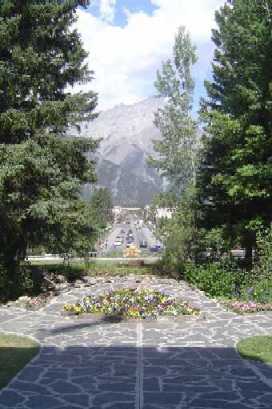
[224,300,272,314]
[64,288,199,319]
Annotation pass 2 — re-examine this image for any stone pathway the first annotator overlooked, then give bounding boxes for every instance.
[0,275,272,408]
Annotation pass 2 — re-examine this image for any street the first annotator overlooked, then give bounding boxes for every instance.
[99,213,162,257]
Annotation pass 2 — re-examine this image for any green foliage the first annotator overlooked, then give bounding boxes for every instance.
[237,226,272,304]
[90,187,114,229]
[29,261,154,280]
[148,27,201,276]
[151,192,178,210]
[0,262,33,302]
[184,258,245,298]
[149,27,199,194]
[0,264,8,299]
[198,0,272,263]
[241,278,272,304]
[190,225,272,304]
[253,226,272,279]
[46,201,99,260]
[203,227,231,260]
[0,0,98,298]
[158,187,200,275]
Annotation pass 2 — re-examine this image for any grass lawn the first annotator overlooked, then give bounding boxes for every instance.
[28,261,155,278]
[0,333,40,389]
[237,336,272,364]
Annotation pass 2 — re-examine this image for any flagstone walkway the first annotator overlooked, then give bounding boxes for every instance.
[0,275,272,409]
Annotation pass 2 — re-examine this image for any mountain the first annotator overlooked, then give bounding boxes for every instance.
[79,97,165,207]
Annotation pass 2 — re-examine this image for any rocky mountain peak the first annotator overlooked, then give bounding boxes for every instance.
[79,96,165,207]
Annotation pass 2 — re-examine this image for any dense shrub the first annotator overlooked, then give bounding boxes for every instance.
[236,227,272,304]
[240,279,272,304]
[184,258,246,298]
[253,227,272,279]
[202,227,231,260]
[0,264,8,301]
[157,187,202,276]
[0,263,33,302]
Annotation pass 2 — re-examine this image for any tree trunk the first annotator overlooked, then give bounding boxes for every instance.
[243,232,254,269]
[2,238,27,300]
[244,245,253,268]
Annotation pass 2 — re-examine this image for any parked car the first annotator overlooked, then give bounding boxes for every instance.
[149,244,162,252]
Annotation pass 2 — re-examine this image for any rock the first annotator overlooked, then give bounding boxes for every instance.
[81,276,97,285]
[55,274,66,284]
[55,283,69,292]
[18,296,31,302]
[78,97,165,207]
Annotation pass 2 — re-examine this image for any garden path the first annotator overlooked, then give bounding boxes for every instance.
[0,275,272,409]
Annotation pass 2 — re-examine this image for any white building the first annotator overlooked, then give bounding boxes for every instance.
[156,208,174,220]
[112,206,122,216]
[144,205,174,223]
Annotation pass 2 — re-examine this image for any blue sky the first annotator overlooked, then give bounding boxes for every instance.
[88,0,158,27]
[76,0,225,111]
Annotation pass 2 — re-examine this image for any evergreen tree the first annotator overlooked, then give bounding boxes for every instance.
[0,0,98,294]
[149,27,198,194]
[90,187,113,228]
[198,0,272,263]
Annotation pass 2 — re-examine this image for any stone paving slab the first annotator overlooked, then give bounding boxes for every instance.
[0,276,272,408]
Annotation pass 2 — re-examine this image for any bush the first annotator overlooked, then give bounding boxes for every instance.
[157,187,201,275]
[253,226,272,279]
[0,263,33,302]
[0,264,8,301]
[235,226,272,304]
[184,258,246,298]
[201,227,232,261]
[240,278,272,304]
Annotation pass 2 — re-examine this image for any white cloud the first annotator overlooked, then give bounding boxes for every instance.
[99,0,116,23]
[75,0,225,110]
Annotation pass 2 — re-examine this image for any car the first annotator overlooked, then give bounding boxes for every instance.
[149,244,162,252]
[149,245,159,252]
[114,240,123,246]
[139,240,148,248]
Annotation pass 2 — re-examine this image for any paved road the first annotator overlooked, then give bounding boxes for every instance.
[100,215,161,257]
[0,276,272,408]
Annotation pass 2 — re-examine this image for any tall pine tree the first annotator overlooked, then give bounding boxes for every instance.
[198,0,272,263]
[0,0,98,294]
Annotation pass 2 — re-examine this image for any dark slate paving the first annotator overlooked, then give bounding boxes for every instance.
[0,275,272,408]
